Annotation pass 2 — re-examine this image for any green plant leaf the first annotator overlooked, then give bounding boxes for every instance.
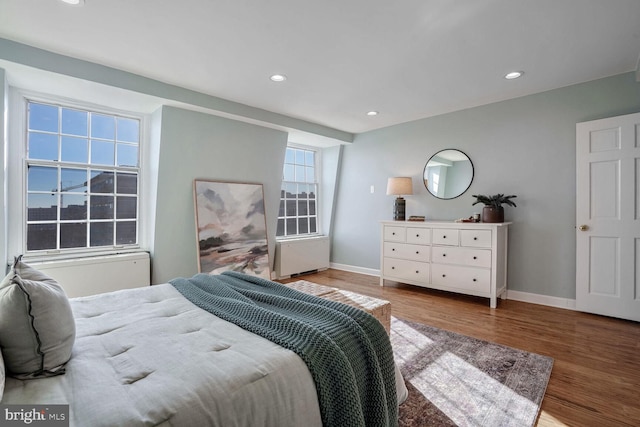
[472,194,517,208]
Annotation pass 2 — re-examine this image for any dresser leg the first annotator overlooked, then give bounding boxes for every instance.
[379,277,385,287]
[490,296,497,309]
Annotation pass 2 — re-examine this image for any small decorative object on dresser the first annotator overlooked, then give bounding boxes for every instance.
[471,193,517,223]
[380,220,510,308]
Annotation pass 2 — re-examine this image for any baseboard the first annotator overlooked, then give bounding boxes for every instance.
[506,290,577,310]
[330,263,577,311]
[329,262,380,277]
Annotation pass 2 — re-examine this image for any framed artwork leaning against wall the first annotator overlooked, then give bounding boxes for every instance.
[193,179,271,279]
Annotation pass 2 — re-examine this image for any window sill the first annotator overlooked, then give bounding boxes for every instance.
[275,234,325,243]
[17,247,145,265]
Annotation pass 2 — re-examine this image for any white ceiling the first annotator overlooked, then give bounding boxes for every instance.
[1,0,639,135]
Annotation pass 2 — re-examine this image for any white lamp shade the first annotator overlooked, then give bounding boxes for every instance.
[386,177,413,196]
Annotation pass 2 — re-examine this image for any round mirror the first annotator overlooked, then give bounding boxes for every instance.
[423,149,474,199]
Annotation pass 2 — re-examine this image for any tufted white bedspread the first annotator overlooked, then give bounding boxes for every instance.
[2,284,323,426]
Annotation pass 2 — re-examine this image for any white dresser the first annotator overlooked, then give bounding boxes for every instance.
[380,220,510,308]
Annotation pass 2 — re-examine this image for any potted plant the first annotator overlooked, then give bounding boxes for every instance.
[472,194,517,223]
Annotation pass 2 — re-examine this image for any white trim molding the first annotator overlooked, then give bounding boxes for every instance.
[329,263,380,277]
[506,289,577,310]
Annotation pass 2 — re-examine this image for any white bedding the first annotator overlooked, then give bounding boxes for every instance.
[2,284,323,426]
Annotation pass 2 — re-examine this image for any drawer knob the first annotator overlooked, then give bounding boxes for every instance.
[442,274,446,277]
[473,278,477,282]
[416,234,420,237]
[474,237,478,240]
[442,253,446,257]
[392,248,395,251]
[392,232,396,235]
[443,235,447,239]
[416,251,419,254]
[415,270,419,274]
[391,266,395,269]
[473,256,477,260]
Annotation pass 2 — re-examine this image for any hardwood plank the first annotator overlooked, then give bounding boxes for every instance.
[280,269,640,426]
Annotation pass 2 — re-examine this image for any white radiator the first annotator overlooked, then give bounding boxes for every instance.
[275,236,330,279]
[28,252,150,298]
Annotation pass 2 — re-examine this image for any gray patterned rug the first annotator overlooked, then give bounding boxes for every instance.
[391,317,553,427]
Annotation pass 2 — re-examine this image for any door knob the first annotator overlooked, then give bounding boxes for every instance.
[578,224,589,231]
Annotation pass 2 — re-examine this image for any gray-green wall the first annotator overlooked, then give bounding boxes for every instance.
[0,48,343,283]
[0,39,348,282]
[151,106,288,283]
[3,38,640,301]
[331,72,640,299]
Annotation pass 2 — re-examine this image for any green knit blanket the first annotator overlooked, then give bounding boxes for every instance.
[170,271,397,427]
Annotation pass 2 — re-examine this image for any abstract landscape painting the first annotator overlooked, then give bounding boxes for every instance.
[193,180,270,278]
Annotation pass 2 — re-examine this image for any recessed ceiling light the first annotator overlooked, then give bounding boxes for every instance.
[505,71,524,80]
[270,74,287,82]
[366,111,379,116]
[60,0,84,5]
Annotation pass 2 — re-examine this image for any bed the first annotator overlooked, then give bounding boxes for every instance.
[0,258,407,426]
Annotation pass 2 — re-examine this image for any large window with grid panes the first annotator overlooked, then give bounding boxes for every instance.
[22,98,141,253]
[276,145,319,237]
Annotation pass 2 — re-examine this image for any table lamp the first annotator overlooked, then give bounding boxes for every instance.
[386,177,413,220]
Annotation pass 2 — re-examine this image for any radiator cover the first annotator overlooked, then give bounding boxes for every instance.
[28,252,150,298]
[275,237,330,279]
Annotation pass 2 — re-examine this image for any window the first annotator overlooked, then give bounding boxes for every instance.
[277,146,319,237]
[24,99,140,253]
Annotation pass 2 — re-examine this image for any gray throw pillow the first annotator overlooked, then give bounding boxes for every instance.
[0,256,75,379]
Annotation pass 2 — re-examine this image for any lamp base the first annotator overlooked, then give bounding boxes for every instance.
[393,197,406,221]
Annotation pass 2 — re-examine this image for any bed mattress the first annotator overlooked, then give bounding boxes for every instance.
[2,284,323,426]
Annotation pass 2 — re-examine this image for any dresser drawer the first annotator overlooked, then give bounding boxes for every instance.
[384,242,430,262]
[383,258,430,283]
[460,229,492,248]
[431,264,490,293]
[384,226,406,242]
[431,246,491,268]
[406,227,431,244]
[432,229,459,246]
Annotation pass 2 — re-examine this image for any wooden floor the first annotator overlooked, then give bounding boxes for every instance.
[280,269,640,427]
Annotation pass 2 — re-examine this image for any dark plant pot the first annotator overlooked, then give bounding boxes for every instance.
[482,206,504,223]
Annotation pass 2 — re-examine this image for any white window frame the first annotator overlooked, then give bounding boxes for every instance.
[276,143,321,240]
[7,88,149,262]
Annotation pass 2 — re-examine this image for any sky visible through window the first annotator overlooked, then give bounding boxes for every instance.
[27,103,139,202]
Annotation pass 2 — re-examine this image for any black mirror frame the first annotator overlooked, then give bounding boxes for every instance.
[423,149,474,200]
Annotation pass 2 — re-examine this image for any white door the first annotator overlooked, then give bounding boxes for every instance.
[576,112,640,322]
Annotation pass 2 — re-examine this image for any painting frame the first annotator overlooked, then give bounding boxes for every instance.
[193,179,271,279]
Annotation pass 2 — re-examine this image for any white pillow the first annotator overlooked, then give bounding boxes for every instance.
[0,256,75,379]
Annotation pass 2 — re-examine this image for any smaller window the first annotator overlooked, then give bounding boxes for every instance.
[277,146,319,238]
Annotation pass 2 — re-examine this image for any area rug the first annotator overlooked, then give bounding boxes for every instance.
[391,317,553,427]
